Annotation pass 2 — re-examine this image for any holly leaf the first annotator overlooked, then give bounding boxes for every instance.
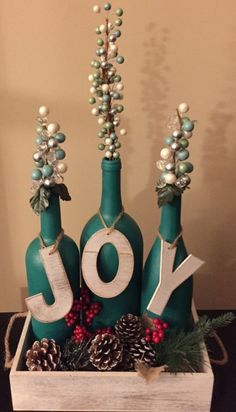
[30,186,50,215]
[51,184,71,201]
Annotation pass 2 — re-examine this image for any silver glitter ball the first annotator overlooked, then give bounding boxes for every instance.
[171,142,180,151]
[165,163,175,171]
[48,138,58,148]
[175,174,191,189]
[172,130,183,139]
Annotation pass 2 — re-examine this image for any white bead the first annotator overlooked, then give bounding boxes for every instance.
[102,84,109,92]
[113,151,120,159]
[47,122,60,135]
[39,105,49,117]
[100,24,106,33]
[178,102,189,114]
[56,162,68,174]
[93,5,100,13]
[88,74,94,82]
[108,22,113,29]
[105,138,112,145]
[156,160,166,171]
[90,86,96,94]
[120,128,127,136]
[183,131,193,139]
[98,117,105,125]
[110,44,118,52]
[164,173,177,184]
[116,82,124,91]
[160,148,172,160]
[91,108,99,116]
[48,138,57,148]
[105,150,113,158]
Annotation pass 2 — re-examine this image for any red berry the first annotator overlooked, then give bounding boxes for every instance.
[163,322,168,329]
[152,336,160,344]
[145,336,151,343]
[145,327,151,335]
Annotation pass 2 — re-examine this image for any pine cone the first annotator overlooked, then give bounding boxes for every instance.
[26,338,61,371]
[88,334,123,371]
[115,313,142,343]
[128,338,156,366]
[115,348,135,371]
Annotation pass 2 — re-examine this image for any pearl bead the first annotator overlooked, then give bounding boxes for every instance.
[100,25,106,33]
[55,133,66,143]
[183,131,192,139]
[165,163,175,171]
[120,128,127,136]
[48,138,58,148]
[105,138,112,145]
[36,126,43,134]
[178,102,189,114]
[105,150,112,159]
[160,148,172,160]
[32,169,42,180]
[177,149,189,161]
[116,56,124,64]
[56,162,68,174]
[171,142,180,151]
[47,122,60,135]
[113,151,120,159]
[44,177,55,187]
[91,108,99,116]
[33,151,42,161]
[109,145,115,151]
[172,130,182,139]
[42,164,53,177]
[102,84,109,92]
[93,5,100,13]
[182,120,194,132]
[164,173,177,184]
[88,74,94,82]
[39,105,49,117]
[98,117,105,125]
[110,44,118,52]
[90,86,96,94]
[55,149,66,160]
[156,160,166,171]
[116,82,124,91]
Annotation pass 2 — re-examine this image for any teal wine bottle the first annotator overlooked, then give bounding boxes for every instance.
[141,195,193,330]
[26,194,80,344]
[80,158,143,329]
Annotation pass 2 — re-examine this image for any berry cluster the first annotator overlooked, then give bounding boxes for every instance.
[85,302,102,325]
[64,299,81,327]
[90,3,126,160]
[96,326,114,335]
[145,318,168,344]
[73,325,92,343]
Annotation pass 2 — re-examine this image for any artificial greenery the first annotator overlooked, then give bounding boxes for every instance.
[51,183,71,201]
[61,338,93,371]
[30,184,71,214]
[156,184,184,208]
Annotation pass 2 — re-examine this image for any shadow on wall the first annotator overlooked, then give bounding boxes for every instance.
[123,24,170,257]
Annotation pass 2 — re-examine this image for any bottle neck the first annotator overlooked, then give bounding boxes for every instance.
[159,196,182,243]
[100,158,123,224]
[40,194,62,244]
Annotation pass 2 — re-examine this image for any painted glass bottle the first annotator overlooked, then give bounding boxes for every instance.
[80,158,143,329]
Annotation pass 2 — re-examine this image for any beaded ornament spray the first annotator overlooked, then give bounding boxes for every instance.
[89,3,126,160]
[156,102,195,207]
[30,106,71,214]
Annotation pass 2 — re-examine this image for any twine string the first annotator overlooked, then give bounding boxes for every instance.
[157,228,183,249]
[98,208,124,235]
[38,229,64,254]
[209,330,229,366]
[4,312,28,369]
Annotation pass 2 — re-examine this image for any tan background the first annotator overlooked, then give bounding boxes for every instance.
[0,0,235,312]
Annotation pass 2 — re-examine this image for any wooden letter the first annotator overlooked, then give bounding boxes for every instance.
[82,228,134,298]
[25,247,73,323]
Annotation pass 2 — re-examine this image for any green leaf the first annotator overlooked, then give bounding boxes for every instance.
[51,184,71,201]
[30,186,50,215]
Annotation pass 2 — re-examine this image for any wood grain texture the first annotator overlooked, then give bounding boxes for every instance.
[10,308,214,412]
[82,228,134,298]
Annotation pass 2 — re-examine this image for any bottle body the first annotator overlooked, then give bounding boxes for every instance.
[141,196,193,330]
[80,158,143,329]
[25,194,80,344]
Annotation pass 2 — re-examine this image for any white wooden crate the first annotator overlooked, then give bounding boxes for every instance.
[10,310,214,412]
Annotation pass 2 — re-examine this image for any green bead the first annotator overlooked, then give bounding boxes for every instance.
[105,122,113,129]
[182,120,194,132]
[36,135,43,145]
[180,139,189,148]
[178,162,194,174]
[181,116,190,123]
[89,97,96,104]
[32,169,42,180]
[42,164,53,177]
[110,132,117,140]
[116,56,124,64]
[109,76,115,83]
[92,80,99,87]
[115,141,121,148]
[55,133,66,143]
[112,92,120,100]
[97,38,104,46]
[90,60,95,67]
[93,72,100,79]
[101,128,107,134]
[102,103,109,111]
[94,60,101,69]
[177,149,189,161]
[36,126,43,134]
[98,131,105,138]
[116,8,123,16]
[114,75,121,82]
[34,160,44,168]
[55,149,66,160]
[104,3,111,10]
[95,27,101,34]
[117,105,124,113]
[98,143,105,150]
[96,90,103,97]
[115,18,122,26]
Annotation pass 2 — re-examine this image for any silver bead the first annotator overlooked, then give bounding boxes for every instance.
[109,34,116,42]
[44,177,55,187]
[113,120,120,127]
[109,145,116,152]
[171,142,180,151]
[33,151,42,161]
[175,174,191,189]
[165,163,175,171]
[48,138,58,148]
[172,130,182,139]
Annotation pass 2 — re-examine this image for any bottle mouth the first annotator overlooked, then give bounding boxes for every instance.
[102,157,122,171]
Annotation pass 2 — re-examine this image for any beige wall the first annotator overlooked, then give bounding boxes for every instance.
[0,0,236,312]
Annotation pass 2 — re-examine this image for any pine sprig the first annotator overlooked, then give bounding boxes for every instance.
[61,338,93,371]
[195,312,235,337]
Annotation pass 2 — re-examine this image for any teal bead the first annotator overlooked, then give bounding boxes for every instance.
[36,135,43,145]
[182,120,194,132]
[103,94,110,102]
[55,149,66,160]
[117,105,124,113]
[116,8,123,16]
[180,139,189,148]
[115,18,122,26]
[34,160,44,168]
[164,136,174,146]
[178,162,193,174]
[114,30,121,37]
[114,75,122,82]
[36,126,43,134]
[116,56,124,64]
[97,38,104,46]
[89,97,96,104]
[55,133,66,143]
[32,169,42,181]
[110,132,117,140]
[42,164,54,177]
[177,150,189,161]
[98,143,105,150]
[181,117,190,123]
[104,3,111,10]
[105,122,113,129]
